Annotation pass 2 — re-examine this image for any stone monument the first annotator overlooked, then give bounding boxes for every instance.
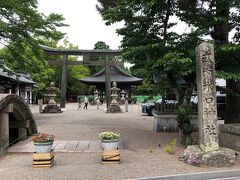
[106,82,122,113]
[42,82,62,113]
[119,89,126,104]
[183,42,236,166]
[197,42,219,152]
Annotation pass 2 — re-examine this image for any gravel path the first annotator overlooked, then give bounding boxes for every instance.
[0,103,239,180]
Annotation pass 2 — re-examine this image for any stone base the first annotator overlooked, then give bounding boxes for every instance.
[106,104,122,113]
[183,145,236,167]
[61,108,67,112]
[42,105,62,113]
[153,114,198,132]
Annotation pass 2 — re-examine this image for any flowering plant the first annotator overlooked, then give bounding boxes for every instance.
[99,131,120,140]
[190,156,201,166]
[32,133,55,143]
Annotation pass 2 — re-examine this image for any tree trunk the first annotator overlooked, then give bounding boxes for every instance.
[211,1,240,123]
[163,0,172,46]
[224,80,240,123]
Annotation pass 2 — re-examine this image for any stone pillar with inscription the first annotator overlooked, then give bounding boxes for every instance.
[183,42,236,167]
[196,42,219,152]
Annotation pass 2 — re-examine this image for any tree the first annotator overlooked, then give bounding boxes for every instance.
[96,0,198,103]
[97,0,240,123]
[88,41,110,75]
[177,0,240,123]
[0,0,69,92]
[0,39,59,90]
[94,41,110,50]
[0,0,67,62]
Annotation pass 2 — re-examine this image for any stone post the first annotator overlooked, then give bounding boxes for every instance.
[125,95,128,112]
[60,54,68,108]
[24,91,28,103]
[196,42,219,152]
[105,55,111,108]
[38,99,43,113]
[0,104,13,154]
[30,91,32,104]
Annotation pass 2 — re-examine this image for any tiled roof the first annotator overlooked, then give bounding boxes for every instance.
[80,66,143,85]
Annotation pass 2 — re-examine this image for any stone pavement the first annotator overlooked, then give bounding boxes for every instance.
[1,103,240,180]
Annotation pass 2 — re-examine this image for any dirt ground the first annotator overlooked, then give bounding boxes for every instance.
[0,103,239,180]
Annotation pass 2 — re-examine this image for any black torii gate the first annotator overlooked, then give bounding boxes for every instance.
[39,44,122,109]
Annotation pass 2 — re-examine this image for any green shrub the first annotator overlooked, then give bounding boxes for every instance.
[99,131,120,140]
[164,139,177,154]
[177,102,193,136]
[185,136,199,146]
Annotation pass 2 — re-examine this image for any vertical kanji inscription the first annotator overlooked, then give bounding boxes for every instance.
[196,42,219,152]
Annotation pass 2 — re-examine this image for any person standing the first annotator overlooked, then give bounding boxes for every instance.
[77,96,82,110]
[83,96,89,110]
[95,97,101,109]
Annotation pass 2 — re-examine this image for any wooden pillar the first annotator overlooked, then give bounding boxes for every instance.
[105,55,111,108]
[18,128,27,141]
[0,104,13,154]
[60,54,68,108]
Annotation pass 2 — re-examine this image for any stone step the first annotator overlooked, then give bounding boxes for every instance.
[8,140,124,153]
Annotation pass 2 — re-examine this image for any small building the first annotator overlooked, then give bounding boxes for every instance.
[0,60,37,104]
[80,65,143,99]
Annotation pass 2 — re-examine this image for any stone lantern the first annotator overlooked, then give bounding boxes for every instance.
[47,82,57,105]
[42,82,62,113]
[94,89,99,98]
[120,89,126,101]
[106,82,122,113]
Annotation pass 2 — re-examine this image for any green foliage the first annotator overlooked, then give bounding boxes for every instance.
[177,0,240,122]
[0,0,67,60]
[129,97,137,104]
[94,41,110,50]
[164,139,177,155]
[154,52,192,76]
[88,41,110,75]
[67,65,90,94]
[185,136,199,146]
[0,40,58,90]
[0,0,68,91]
[99,131,120,140]
[177,102,193,136]
[216,44,240,80]
[97,0,240,123]
[177,0,240,79]
[97,0,199,104]
[131,95,161,103]
[88,96,95,102]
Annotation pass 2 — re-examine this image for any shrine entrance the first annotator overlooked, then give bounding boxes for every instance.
[80,65,143,101]
[39,45,123,109]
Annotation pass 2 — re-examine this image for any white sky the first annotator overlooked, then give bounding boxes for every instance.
[37,0,123,49]
[38,1,236,50]
[37,1,194,50]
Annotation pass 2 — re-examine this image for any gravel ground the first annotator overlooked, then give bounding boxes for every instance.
[0,103,239,180]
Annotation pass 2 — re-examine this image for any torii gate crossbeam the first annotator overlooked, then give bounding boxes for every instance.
[39,45,122,109]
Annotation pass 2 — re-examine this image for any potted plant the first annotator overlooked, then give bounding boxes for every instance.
[99,131,120,150]
[32,133,54,153]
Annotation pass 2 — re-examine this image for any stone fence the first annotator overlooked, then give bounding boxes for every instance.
[153,114,198,132]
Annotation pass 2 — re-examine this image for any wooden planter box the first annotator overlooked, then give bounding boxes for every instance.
[33,150,54,168]
[102,150,120,164]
